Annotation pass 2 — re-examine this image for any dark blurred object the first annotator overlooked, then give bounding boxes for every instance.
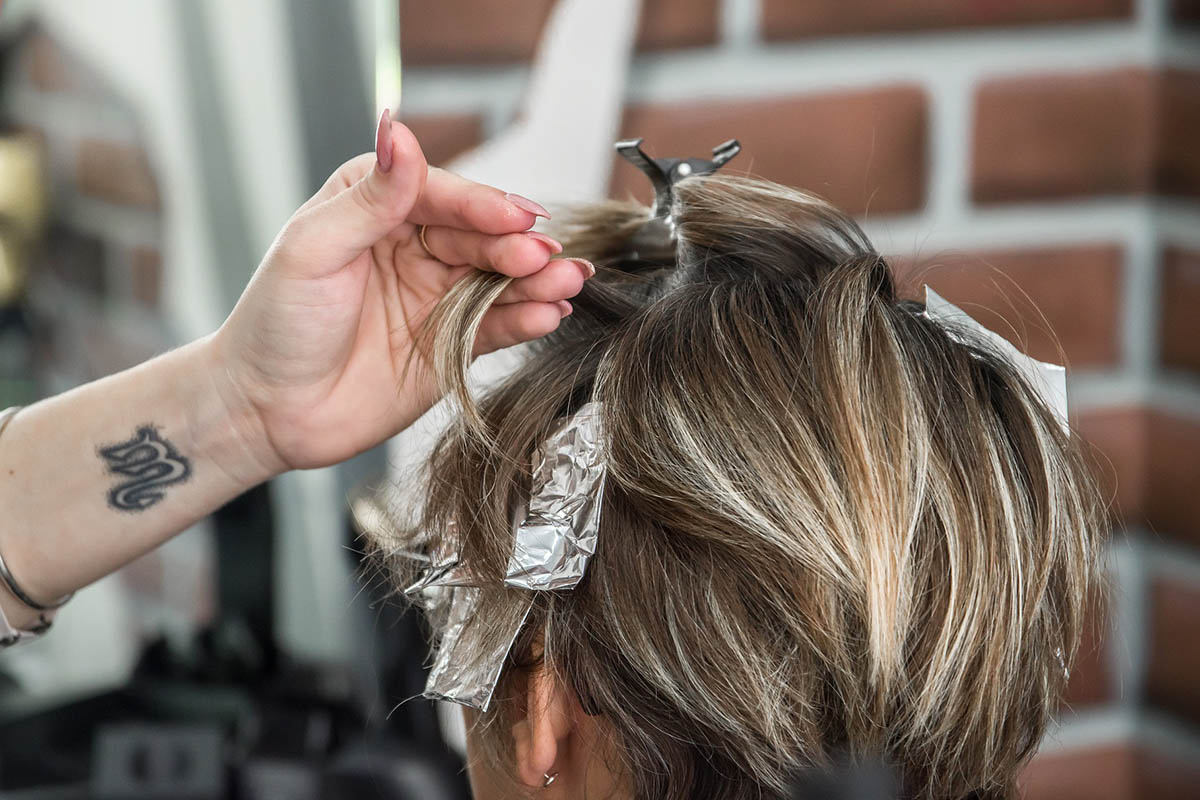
[92,723,224,800]
[322,741,470,800]
[788,754,900,800]
[0,489,468,799]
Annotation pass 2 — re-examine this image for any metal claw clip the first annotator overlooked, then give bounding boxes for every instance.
[614,137,741,262]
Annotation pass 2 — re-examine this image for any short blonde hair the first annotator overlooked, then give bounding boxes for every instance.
[370,175,1106,799]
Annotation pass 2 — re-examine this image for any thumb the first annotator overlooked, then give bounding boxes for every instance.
[285,114,427,274]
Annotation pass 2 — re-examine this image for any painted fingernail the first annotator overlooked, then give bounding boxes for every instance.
[556,300,573,316]
[505,193,551,219]
[375,109,393,173]
[566,257,596,278]
[526,231,563,255]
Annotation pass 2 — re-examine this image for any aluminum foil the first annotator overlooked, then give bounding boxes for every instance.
[923,287,1069,432]
[413,403,607,711]
[403,524,475,597]
[425,586,534,711]
[505,402,606,591]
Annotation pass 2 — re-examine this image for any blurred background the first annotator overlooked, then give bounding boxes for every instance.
[0,0,1196,797]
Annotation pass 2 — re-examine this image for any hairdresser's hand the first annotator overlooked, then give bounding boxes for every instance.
[208,116,590,475]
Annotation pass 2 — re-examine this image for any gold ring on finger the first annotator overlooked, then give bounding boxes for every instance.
[417,224,434,258]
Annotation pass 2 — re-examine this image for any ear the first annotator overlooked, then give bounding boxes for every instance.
[514,666,573,788]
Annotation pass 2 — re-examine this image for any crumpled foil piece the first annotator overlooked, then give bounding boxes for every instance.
[403,523,475,597]
[425,586,534,711]
[505,402,606,591]
[413,403,607,711]
[923,287,1069,432]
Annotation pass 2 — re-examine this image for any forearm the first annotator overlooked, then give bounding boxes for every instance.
[0,335,279,627]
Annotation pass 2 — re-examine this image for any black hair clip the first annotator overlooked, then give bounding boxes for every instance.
[615,137,741,262]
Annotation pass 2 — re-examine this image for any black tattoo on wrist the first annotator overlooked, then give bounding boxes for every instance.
[98,426,192,512]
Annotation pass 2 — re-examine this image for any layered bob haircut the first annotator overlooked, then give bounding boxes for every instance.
[369,175,1106,799]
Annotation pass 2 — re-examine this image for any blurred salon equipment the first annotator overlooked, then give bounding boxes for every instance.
[0,485,468,799]
[1,479,894,796]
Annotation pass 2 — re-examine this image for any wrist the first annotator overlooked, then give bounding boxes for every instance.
[188,333,288,487]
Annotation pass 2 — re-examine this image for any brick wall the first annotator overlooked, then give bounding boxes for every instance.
[0,25,214,649]
[399,1,1200,796]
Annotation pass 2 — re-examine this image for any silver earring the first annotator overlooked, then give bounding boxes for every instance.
[542,772,558,787]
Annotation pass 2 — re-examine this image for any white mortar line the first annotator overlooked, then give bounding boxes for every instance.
[1140,528,1200,583]
[1122,204,1161,380]
[1150,377,1200,415]
[1039,705,1138,752]
[718,0,759,50]
[1040,704,1200,762]
[402,21,1154,116]
[864,198,1148,254]
[1156,201,1200,247]
[1108,535,1149,710]
[6,83,144,142]
[623,26,1150,104]
[400,64,530,116]
[1136,0,1169,57]
[1068,373,1155,410]
[56,195,162,249]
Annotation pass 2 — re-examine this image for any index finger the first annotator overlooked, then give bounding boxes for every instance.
[408,167,550,234]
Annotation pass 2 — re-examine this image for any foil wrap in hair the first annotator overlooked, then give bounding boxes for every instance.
[922,287,1069,432]
[413,403,607,711]
[505,402,606,591]
[425,586,534,711]
[403,522,474,597]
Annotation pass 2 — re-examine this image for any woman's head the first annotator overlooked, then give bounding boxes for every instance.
[371,174,1105,799]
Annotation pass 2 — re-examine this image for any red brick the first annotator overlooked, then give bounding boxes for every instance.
[972,69,1155,204]
[614,87,928,216]
[1157,70,1200,198]
[1147,577,1200,724]
[401,113,485,167]
[1062,598,1111,707]
[77,139,160,209]
[1160,246,1200,373]
[400,0,717,65]
[763,0,1132,40]
[1021,743,1200,800]
[1137,749,1200,799]
[1078,408,1200,544]
[973,68,1200,203]
[1021,744,1135,800]
[894,244,1122,368]
[1144,411,1200,546]
[636,0,719,51]
[1075,408,1146,523]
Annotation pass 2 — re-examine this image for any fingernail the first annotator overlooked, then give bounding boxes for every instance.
[566,257,596,278]
[375,109,393,173]
[556,300,573,316]
[505,193,551,220]
[526,231,563,255]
